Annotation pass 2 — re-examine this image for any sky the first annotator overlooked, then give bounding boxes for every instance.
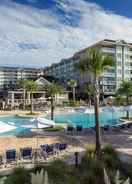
[0,0,132,68]
[87,0,132,18]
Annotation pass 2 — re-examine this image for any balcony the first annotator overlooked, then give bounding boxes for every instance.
[102,47,115,54]
[102,81,116,85]
[103,73,115,77]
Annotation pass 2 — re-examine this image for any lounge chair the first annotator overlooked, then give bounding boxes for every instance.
[76,125,83,133]
[127,123,132,128]
[41,144,54,156]
[54,143,67,153]
[6,149,17,164]
[119,124,126,129]
[67,125,74,135]
[103,125,110,131]
[20,147,32,159]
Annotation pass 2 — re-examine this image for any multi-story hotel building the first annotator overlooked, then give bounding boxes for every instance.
[43,39,132,95]
[0,67,42,90]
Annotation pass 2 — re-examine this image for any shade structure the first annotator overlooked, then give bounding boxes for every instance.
[75,107,95,114]
[123,105,132,111]
[30,117,55,129]
[102,106,117,113]
[0,121,17,133]
[107,96,115,99]
[122,105,132,118]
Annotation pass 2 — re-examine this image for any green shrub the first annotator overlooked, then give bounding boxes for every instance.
[46,160,71,184]
[102,145,120,170]
[2,145,132,184]
[4,167,30,184]
[80,158,104,184]
[85,144,96,158]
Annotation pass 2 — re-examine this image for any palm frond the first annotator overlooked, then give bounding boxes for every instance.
[75,48,115,78]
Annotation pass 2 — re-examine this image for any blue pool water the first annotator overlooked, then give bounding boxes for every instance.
[0,109,127,136]
[51,111,126,128]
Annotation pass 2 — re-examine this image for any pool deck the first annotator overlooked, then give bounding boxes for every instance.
[0,110,44,117]
[0,136,60,155]
[0,127,131,159]
[0,109,132,162]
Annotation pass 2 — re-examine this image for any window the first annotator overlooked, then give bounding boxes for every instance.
[125,54,130,60]
[117,77,122,81]
[117,61,122,66]
[125,62,130,67]
[118,69,122,74]
[117,53,122,59]
[125,70,130,74]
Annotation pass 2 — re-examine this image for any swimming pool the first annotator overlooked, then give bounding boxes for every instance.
[0,108,128,135]
[50,110,126,128]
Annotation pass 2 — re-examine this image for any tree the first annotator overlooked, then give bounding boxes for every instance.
[117,81,132,118]
[75,59,86,82]
[84,82,94,107]
[45,82,62,120]
[115,95,123,106]
[17,80,28,110]
[24,80,38,114]
[67,79,77,102]
[75,48,115,159]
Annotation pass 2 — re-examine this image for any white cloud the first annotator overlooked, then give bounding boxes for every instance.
[0,0,132,67]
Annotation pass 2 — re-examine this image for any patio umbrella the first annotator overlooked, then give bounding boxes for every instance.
[75,107,96,114]
[30,117,55,129]
[29,117,55,162]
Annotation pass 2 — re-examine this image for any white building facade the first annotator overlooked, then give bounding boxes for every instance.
[98,39,132,94]
[43,39,132,95]
[0,67,43,90]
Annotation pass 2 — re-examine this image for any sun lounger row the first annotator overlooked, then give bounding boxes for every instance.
[0,142,67,167]
[67,125,83,132]
[66,122,132,135]
[101,122,132,132]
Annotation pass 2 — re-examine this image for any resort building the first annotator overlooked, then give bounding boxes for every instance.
[0,67,43,90]
[3,77,69,110]
[43,39,132,96]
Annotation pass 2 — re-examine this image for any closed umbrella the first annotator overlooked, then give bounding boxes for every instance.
[102,106,117,124]
[123,105,132,118]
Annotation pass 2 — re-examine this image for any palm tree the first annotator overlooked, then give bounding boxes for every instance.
[115,95,123,106]
[24,80,38,114]
[45,82,62,120]
[67,79,77,102]
[74,60,86,83]
[17,80,27,110]
[75,48,115,159]
[117,81,132,118]
[84,82,94,107]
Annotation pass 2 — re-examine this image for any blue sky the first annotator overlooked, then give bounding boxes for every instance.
[13,0,132,19]
[0,0,132,67]
[87,0,132,18]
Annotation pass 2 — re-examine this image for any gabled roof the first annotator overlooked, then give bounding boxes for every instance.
[35,77,51,86]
